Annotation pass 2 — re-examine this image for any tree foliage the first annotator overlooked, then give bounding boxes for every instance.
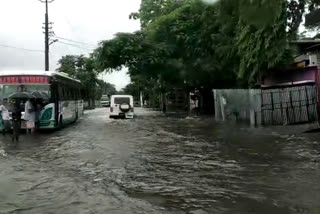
[131,0,186,29]
[234,0,289,84]
[56,55,111,106]
[97,0,307,88]
[306,0,320,28]
[87,0,309,109]
[97,80,117,96]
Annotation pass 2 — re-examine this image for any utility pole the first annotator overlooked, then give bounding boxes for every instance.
[39,0,55,71]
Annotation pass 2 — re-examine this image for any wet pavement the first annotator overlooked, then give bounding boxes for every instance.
[1,108,320,214]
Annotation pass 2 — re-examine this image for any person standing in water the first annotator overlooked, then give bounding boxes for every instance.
[24,99,35,134]
[11,99,22,142]
[0,98,11,136]
[35,100,43,130]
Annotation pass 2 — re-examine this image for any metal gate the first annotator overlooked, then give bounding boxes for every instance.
[261,85,317,125]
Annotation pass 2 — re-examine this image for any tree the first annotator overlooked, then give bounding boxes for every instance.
[97,79,117,96]
[57,55,100,108]
[56,55,77,76]
[94,0,307,113]
[234,0,288,84]
[305,0,320,28]
[234,0,306,84]
[94,31,178,111]
[146,0,238,88]
[118,83,140,98]
[131,0,186,29]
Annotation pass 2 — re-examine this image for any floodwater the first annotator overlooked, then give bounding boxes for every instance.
[0,108,320,214]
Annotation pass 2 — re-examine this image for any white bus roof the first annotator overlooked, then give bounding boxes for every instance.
[0,70,81,83]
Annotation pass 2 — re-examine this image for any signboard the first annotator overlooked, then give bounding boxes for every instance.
[296,61,306,68]
[0,76,49,84]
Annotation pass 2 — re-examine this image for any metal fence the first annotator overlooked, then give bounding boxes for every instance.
[214,85,318,126]
[261,85,317,125]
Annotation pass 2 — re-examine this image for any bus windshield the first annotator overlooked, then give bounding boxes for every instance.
[0,84,51,100]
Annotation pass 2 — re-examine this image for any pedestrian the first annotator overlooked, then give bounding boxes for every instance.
[36,100,43,129]
[11,99,22,142]
[0,98,11,136]
[24,99,36,134]
[194,97,200,116]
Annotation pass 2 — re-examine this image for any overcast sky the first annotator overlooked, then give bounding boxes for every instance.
[0,0,141,90]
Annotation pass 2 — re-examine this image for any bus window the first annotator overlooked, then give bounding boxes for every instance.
[77,89,81,100]
[71,88,75,100]
[58,86,64,100]
[74,89,78,100]
[24,85,51,98]
[63,87,69,100]
[65,87,73,100]
[68,88,73,100]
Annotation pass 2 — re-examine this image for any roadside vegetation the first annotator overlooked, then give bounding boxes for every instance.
[57,0,320,110]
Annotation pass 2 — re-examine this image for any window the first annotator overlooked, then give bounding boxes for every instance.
[0,84,51,101]
[114,97,130,104]
[58,86,64,100]
[64,87,70,100]
[76,89,81,100]
[101,97,109,101]
[57,85,81,100]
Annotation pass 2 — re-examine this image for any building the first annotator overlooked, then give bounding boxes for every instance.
[260,40,320,125]
[214,40,320,126]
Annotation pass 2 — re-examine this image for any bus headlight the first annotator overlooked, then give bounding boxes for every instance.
[41,108,53,120]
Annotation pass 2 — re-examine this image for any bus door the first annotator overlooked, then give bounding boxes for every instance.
[51,83,59,126]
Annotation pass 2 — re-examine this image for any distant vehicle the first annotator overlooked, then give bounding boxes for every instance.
[0,70,83,131]
[109,95,134,119]
[134,100,141,107]
[100,95,110,107]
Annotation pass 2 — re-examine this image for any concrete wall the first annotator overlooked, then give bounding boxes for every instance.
[213,89,262,126]
[214,85,318,126]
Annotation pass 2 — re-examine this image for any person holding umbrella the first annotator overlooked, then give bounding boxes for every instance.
[10,99,22,142]
[8,92,35,134]
[24,98,36,134]
[32,91,44,129]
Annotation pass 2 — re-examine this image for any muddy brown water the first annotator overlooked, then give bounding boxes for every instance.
[1,108,320,214]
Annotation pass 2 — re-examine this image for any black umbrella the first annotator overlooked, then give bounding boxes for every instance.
[8,92,35,100]
[32,91,44,99]
[40,91,50,99]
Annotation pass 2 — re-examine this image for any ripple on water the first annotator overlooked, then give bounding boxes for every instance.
[114,126,247,211]
[1,109,320,213]
[0,148,8,157]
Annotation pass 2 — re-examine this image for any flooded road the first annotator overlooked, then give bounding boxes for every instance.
[1,108,320,214]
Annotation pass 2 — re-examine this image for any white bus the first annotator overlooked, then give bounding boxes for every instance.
[0,71,83,130]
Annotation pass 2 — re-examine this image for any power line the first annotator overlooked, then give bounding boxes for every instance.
[57,41,93,51]
[0,43,44,53]
[53,35,96,48]
[56,41,93,51]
